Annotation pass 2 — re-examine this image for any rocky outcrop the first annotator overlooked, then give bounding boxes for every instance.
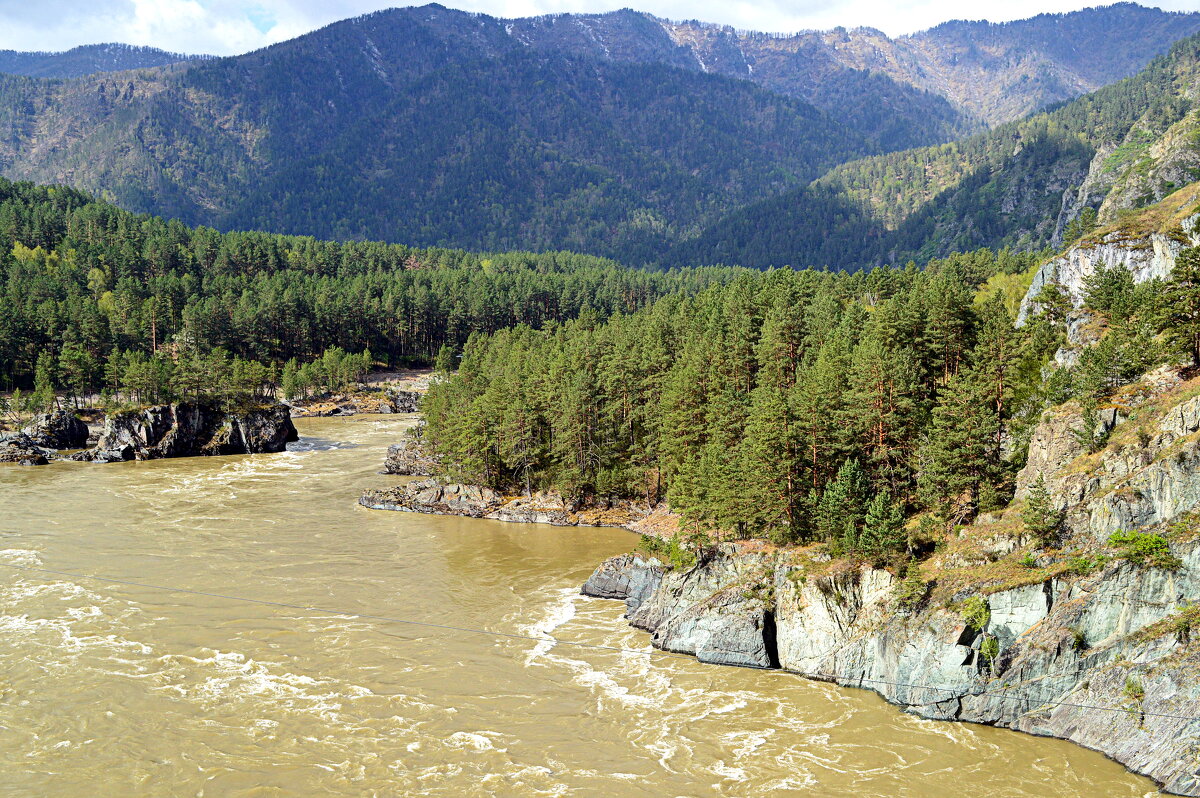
[360,478,505,517]
[0,432,57,465]
[1017,212,1200,326]
[73,402,297,462]
[361,477,645,527]
[388,389,421,413]
[20,410,89,449]
[1014,378,1200,542]
[584,544,1200,794]
[383,435,439,476]
[581,552,664,615]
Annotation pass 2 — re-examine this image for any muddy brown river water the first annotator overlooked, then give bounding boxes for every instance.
[0,415,1163,796]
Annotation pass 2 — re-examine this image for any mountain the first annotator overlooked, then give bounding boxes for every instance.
[675,31,1200,270]
[0,44,208,78]
[0,4,1198,265]
[0,5,872,263]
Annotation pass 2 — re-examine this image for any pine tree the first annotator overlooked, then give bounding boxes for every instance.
[817,459,869,548]
[860,491,907,560]
[1022,475,1064,546]
[739,382,800,539]
[918,368,1001,520]
[1161,246,1200,366]
[32,351,57,412]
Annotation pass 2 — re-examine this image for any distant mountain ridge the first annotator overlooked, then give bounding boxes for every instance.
[0,43,210,78]
[0,3,1198,267]
[673,32,1200,270]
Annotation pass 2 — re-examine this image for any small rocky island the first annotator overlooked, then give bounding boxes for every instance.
[1,403,297,465]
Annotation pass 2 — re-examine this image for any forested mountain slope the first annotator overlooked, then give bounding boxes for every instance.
[0,5,870,264]
[0,44,208,78]
[674,32,1200,270]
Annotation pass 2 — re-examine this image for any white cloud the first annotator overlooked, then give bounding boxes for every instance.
[0,0,1195,55]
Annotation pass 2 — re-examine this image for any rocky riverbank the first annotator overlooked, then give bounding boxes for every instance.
[0,410,93,465]
[360,478,648,527]
[580,371,1200,796]
[286,387,422,417]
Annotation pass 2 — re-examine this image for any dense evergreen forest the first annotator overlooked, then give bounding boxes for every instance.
[422,244,1188,554]
[0,178,732,402]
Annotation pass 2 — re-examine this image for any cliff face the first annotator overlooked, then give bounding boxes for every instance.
[76,402,297,462]
[586,543,1200,794]
[1017,210,1200,326]
[584,376,1200,794]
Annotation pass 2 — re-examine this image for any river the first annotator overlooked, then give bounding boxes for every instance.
[0,415,1162,796]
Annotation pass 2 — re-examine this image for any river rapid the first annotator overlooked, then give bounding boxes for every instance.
[0,416,1163,796]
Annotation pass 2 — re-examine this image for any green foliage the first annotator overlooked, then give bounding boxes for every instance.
[1019,552,1039,568]
[1124,675,1145,702]
[859,491,908,561]
[893,558,929,610]
[1065,553,1108,576]
[423,257,1054,534]
[1063,207,1098,244]
[1160,246,1200,366]
[1022,475,1065,546]
[636,534,696,571]
[979,636,1000,664]
[961,595,991,632]
[0,177,723,393]
[1108,530,1183,570]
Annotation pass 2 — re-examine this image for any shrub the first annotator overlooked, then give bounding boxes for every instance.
[1019,552,1038,569]
[637,534,696,570]
[980,636,1000,664]
[962,595,991,632]
[1069,626,1088,652]
[894,559,929,610]
[1108,530,1183,570]
[1124,675,1145,702]
[1065,553,1108,575]
[1133,603,1200,643]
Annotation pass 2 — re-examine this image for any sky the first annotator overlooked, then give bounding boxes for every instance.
[0,0,1196,56]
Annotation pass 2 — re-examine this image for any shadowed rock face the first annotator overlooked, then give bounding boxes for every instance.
[20,410,89,449]
[74,403,297,462]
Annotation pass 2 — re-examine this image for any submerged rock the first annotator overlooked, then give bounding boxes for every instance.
[73,402,297,462]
